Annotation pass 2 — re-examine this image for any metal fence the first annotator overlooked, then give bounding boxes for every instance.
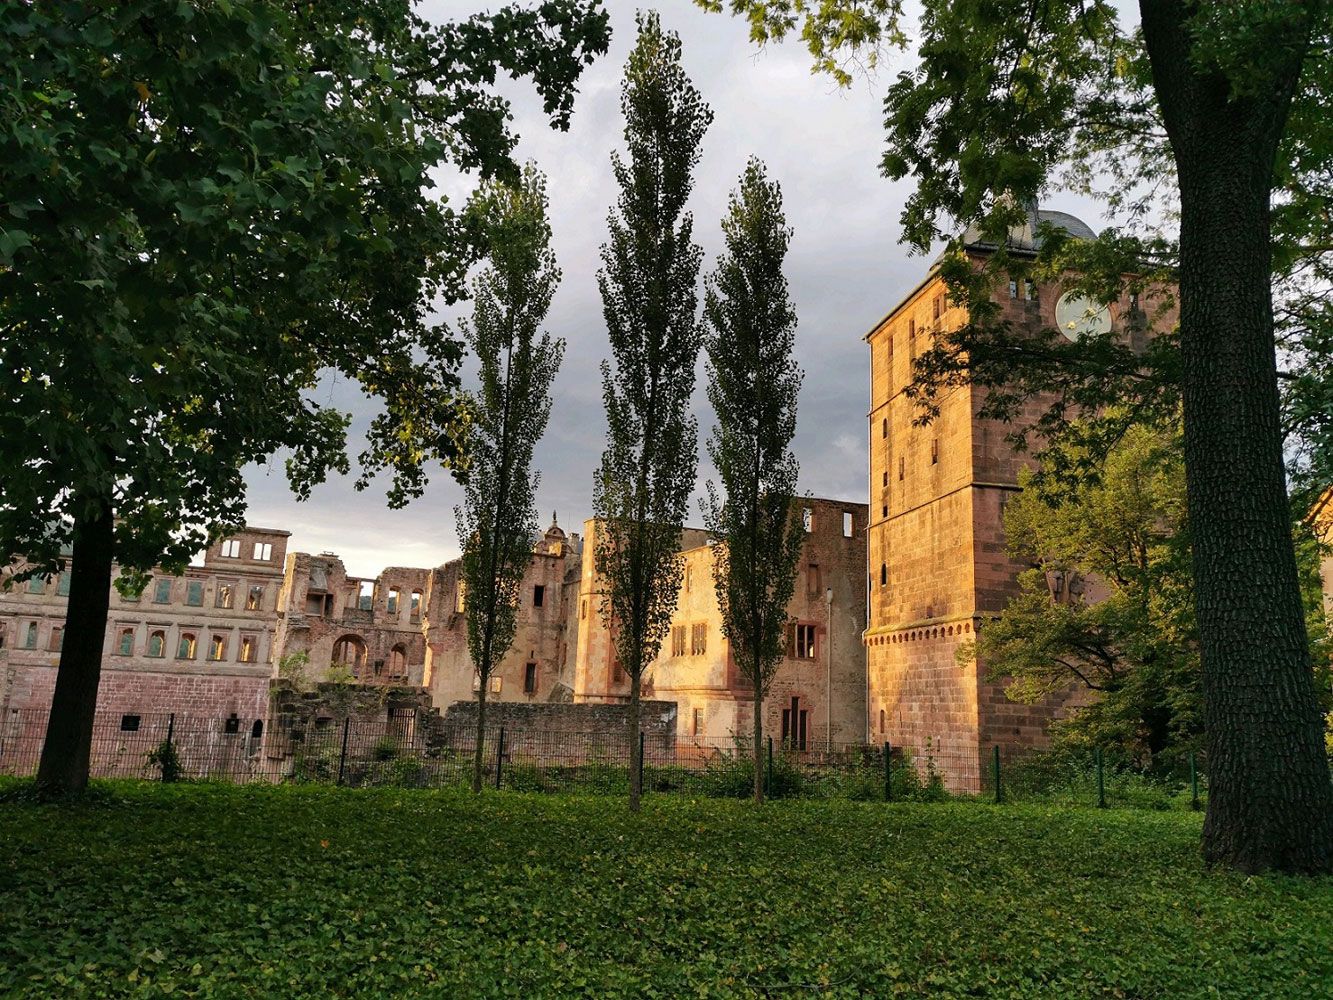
[0,707,1213,810]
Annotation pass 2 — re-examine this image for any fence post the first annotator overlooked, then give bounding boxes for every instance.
[883,741,892,802]
[495,727,506,790]
[162,713,177,784]
[1189,750,1200,811]
[1095,747,1106,808]
[992,745,1002,804]
[766,735,773,797]
[638,731,646,798]
[336,717,350,787]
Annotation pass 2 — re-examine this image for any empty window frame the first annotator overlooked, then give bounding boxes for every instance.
[1024,279,1037,301]
[692,707,702,737]
[246,585,264,611]
[253,542,273,561]
[410,590,422,621]
[523,662,537,694]
[208,634,227,661]
[802,507,813,533]
[881,417,888,439]
[220,539,241,558]
[1008,279,1019,299]
[690,623,707,656]
[177,633,197,659]
[387,588,400,615]
[880,564,888,587]
[224,714,240,735]
[47,626,63,652]
[781,697,808,751]
[147,630,165,658]
[789,623,816,659]
[898,456,905,482]
[933,294,942,320]
[533,585,545,608]
[358,581,374,611]
[216,583,234,609]
[807,563,821,597]
[239,635,257,663]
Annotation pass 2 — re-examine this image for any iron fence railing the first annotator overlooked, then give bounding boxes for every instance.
[0,707,1223,810]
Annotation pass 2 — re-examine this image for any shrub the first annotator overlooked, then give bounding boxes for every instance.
[144,739,182,783]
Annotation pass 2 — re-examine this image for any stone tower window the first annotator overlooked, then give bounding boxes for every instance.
[931,439,939,465]
[881,417,887,439]
[533,585,545,608]
[880,564,888,587]
[410,590,422,622]
[387,588,400,615]
[524,662,537,694]
[898,456,905,481]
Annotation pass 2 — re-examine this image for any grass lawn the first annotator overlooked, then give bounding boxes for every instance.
[1,783,1329,998]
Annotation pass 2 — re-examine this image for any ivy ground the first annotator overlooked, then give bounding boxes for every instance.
[1,784,1329,997]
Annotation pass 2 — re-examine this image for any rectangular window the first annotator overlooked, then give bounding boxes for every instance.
[56,573,70,597]
[908,319,916,356]
[26,577,43,594]
[1024,279,1037,301]
[221,539,241,558]
[580,599,587,620]
[933,295,941,320]
[802,507,813,533]
[246,586,263,611]
[523,662,537,694]
[671,625,686,658]
[387,588,400,614]
[842,512,853,537]
[781,697,808,751]
[209,635,226,661]
[224,714,240,735]
[898,456,905,481]
[239,635,257,663]
[186,581,203,606]
[533,585,545,608]
[613,660,625,683]
[807,563,821,597]
[120,714,141,733]
[410,591,421,621]
[691,623,707,656]
[177,633,197,660]
[789,623,816,659]
[931,439,939,465]
[48,627,63,651]
[216,583,234,609]
[1009,279,1018,299]
[692,707,702,737]
[253,542,273,561]
[685,565,692,592]
[23,622,37,648]
[153,578,172,604]
[490,676,502,694]
[117,629,134,656]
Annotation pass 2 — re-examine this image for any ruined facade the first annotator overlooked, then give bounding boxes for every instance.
[863,204,1177,787]
[572,498,870,747]
[0,527,290,734]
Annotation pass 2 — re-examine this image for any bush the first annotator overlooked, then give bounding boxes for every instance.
[144,739,182,783]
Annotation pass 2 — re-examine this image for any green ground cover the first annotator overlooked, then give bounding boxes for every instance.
[1,782,1328,998]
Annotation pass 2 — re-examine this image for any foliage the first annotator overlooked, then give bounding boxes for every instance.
[454,164,564,791]
[592,12,712,807]
[143,740,182,784]
[700,159,805,802]
[3,784,1331,996]
[275,652,312,692]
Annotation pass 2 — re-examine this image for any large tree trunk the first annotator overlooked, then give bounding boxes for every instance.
[1143,0,1333,874]
[752,686,764,804]
[472,677,488,793]
[36,496,115,799]
[628,670,642,812]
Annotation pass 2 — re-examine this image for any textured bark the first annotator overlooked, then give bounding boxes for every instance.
[1142,0,1333,873]
[35,496,114,798]
[628,671,642,811]
[752,687,764,804]
[472,681,488,793]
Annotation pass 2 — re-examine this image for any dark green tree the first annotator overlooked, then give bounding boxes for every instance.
[701,0,1333,874]
[454,165,564,794]
[593,10,712,812]
[0,0,607,797]
[700,158,804,804]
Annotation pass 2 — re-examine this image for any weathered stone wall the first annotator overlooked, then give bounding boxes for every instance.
[437,698,678,753]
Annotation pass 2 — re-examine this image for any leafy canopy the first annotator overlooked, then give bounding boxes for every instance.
[0,0,608,578]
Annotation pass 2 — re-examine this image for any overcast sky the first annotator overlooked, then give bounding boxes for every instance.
[239,1,1104,578]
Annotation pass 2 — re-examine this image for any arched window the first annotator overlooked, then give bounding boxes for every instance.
[147,631,165,658]
[239,635,256,663]
[177,633,197,659]
[880,564,888,587]
[209,634,227,661]
[23,622,37,648]
[332,635,368,674]
[251,719,264,739]
[117,628,134,656]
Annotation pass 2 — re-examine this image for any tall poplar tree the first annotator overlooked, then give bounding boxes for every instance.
[700,159,804,805]
[700,0,1333,875]
[455,165,564,794]
[593,10,712,812]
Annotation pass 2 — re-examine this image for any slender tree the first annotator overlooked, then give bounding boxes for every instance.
[593,10,712,812]
[700,159,804,804]
[0,0,607,797]
[701,0,1333,874]
[455,165,564,793]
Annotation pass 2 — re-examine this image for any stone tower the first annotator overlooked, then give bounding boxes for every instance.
[863,205,1157,789]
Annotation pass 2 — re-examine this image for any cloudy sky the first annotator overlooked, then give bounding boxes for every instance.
[239,1,1102,578]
